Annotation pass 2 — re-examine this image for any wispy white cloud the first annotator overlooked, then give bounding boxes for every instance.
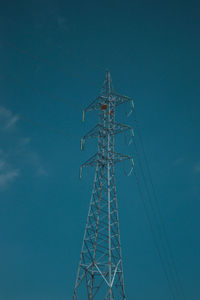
[37,166,48,177]
[172,157,184,166]
[194,162,200,173]
[0,106,19,130]
[172,158,200,175]
[4,114,19,129]
[0,106,47,189]
[0,168,20,187]
[33,6,69,32]
[0,159,6,171]
[0,153,20,188]
[26,152,48,177]
[56,16,68,30]
[19,137,31,147]
[0,106,11,118]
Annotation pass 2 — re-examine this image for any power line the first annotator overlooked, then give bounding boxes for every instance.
[132,137,182,298]
[133,167,177,300]
[132,109,186,300]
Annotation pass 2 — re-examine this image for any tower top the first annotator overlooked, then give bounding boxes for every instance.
[101,69,114,96]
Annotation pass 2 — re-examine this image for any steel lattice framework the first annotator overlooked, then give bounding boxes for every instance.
[73,71,134,300]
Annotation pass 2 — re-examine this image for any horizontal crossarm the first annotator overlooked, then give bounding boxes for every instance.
[83,96,107,114]
[80,152,134,178]
[111,92,134,108]
[80,123,134,150]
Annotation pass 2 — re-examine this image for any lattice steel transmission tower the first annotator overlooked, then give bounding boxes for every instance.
[73,71,134,300]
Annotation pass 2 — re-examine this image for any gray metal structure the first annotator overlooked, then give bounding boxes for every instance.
[73,71,134,300]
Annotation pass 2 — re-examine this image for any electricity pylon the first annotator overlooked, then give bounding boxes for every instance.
[73,71,134,300]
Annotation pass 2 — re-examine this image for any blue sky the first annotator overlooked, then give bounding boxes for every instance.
[0,0,200,299]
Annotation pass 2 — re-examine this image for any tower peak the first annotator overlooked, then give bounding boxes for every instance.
[100,70,114,95]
